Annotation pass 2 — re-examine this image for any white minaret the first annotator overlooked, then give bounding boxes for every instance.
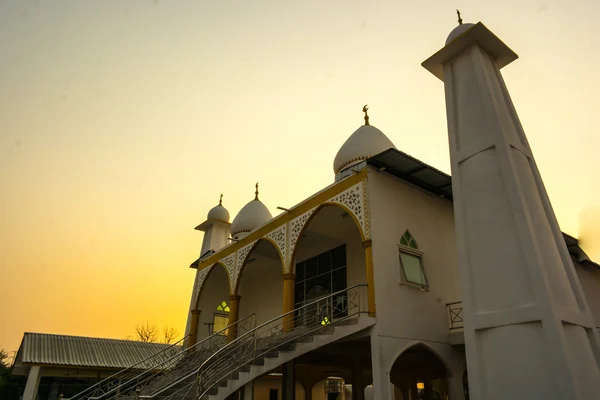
[422,17,600,399]
[184,195,232,346]
[195,194,232,256]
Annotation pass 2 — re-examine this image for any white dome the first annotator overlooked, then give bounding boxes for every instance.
[207,204,230,223]
[445,23,475,45]
[334,124,396,174]
[231,199,273,238]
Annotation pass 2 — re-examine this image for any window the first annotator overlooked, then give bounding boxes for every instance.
[295,245,347,309]
[216,301,230,312]
[213,301,230,335]
[398,230,428,289]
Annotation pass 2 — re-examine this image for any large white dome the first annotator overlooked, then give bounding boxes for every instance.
[334,124,396,174]
[231,190,273,239]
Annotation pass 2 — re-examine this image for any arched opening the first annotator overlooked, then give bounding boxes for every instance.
[237,239,285,327]
[291,204,366,321]
[194,263,230,342]
[389,343,449,400]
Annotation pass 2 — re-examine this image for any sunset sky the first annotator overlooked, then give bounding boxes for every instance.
[1,0,599,354]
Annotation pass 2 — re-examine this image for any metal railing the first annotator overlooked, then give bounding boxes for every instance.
[447,301,464,330]
[67,314,256,400]
[66,336,188,400]
[137,284,369,400]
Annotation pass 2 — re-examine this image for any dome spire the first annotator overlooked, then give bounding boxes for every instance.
[362,104,370,126]
[219,193,223,206]
[255,182,259,200]
[456,9,463,25]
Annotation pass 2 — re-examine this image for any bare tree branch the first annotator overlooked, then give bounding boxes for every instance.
[162,326,179,344]
[134,322,159,343]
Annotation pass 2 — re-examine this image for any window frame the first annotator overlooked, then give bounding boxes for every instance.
[212,313,230,335]
[398,244,429,291]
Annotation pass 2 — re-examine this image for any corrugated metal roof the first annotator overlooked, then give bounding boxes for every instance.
[18,332,179,369]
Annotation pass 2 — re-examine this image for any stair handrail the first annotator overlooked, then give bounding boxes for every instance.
[90,313,256,400]
[139,284,368,400]
[68,313,256,400]
[66,334,189,400]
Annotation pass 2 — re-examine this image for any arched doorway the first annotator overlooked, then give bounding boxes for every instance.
[291,204,367,323]
[194,263,230,342]
[237,239,285,327]
[390,344,449,400]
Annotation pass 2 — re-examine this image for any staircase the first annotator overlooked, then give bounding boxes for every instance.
[66,314,256,400]
[139,284,373,400]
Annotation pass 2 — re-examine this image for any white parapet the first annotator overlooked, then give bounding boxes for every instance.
[423,22,600,400]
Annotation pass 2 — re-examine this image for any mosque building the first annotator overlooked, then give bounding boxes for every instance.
[16,16,600,400]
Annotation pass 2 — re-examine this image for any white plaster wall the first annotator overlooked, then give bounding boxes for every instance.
[196,265,230,341]
[574,259,600,327]
[368,166,460,345]
[238,257,284,327]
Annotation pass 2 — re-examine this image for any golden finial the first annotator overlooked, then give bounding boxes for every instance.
[255,183,259,200]
[362,104,370,126]
[456,9,463,25]
[219,194,223,206]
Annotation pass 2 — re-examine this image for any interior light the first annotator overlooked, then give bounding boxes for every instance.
[417,382,425,390]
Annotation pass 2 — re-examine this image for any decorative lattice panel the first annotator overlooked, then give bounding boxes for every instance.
[329,182,365,237]
[231,240,256,291]
[221,253,236,294]
[265,224,287,265]
[191,266,211,308]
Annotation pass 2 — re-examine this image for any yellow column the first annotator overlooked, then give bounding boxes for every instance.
[282,273,296,332]
[188,310,200,348]
[362,239,376,317]
[227,295,241,342]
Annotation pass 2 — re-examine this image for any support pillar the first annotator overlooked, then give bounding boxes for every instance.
[227,295,241,342]
[352,359,365,400]
[188,310,200,348]
[243,381,254,400]
[23,365,42,400]
[422,21,600,400]
[362,239,376,317]
[447,371,465,400]
[282,273,295,332]
[282,361,296,400]
[370,334,393,400]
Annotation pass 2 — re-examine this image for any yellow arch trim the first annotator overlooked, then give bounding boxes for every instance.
[234,237,285,295]
[194,169,368,272]
[288,201,366,274]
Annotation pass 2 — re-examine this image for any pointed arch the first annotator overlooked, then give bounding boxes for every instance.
[234,237,285,295]
[289,202,366,273]
[193,262,231,310]
[389,341,451,374]
[400,230,418,249]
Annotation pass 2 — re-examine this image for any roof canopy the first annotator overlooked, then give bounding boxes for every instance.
[13,332,180,374]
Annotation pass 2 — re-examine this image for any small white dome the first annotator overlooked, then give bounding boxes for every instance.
[334,124,396,174]
[231,195,273,239]
[446,23,475,45]
[207,204,230,223]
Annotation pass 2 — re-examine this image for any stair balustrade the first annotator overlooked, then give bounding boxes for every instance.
[138,284,369,400]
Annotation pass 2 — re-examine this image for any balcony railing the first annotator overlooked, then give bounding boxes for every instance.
[447,301,464,330]
[448,304,599,334]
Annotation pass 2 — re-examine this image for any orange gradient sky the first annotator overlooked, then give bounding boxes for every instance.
[1,1,599,353]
